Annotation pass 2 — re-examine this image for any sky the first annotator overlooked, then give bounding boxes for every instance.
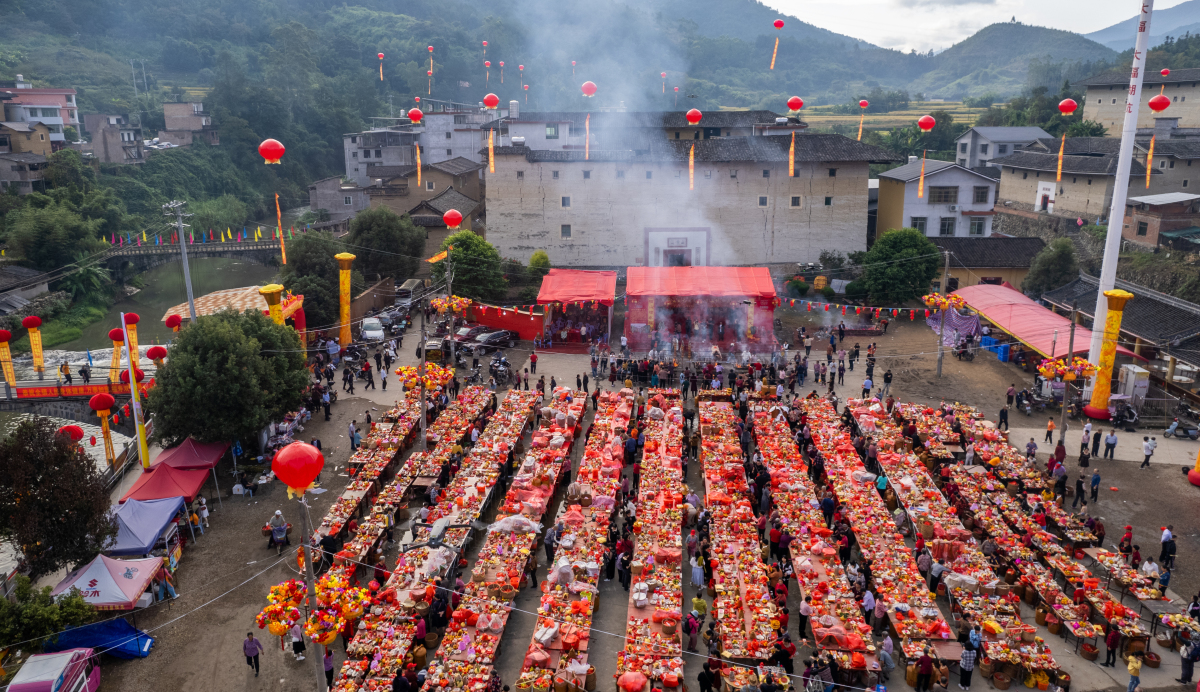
[763,0,1190,53]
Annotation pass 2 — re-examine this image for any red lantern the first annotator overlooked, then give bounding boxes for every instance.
[408,108,424,123]
[443,209,463,229]
[518,65,524,71]
[377,53,384,59]
[859,100,869,109]
[426,70,432,76]
[571,61,576,67]
[272,442,325,495]
[661,72,667,78]
[523,84,528,91]
[124,313,140,326]
[90,436,97,446]
[57,425,84,441]
[1149,94,1171,113]
[165,314,182,331]
[1058,98,1078,116]
[146,345,168,361]
[483,93,500,108]
[674,87,679,93]
[482,41,488,47]
[685,108,703,125]
[414,96,420,102]
[787,96,804,111]
[21,315,41,329]
[773,19,784,29]
[917,115,936,132]
[499,61,504,67]
[108,327,124,342]
[484,60,491,67]
[427,45,434,53]
[1162,68,1171,76]
[581,81,597,97]
[119,368,145,384]
[89,393,115,412]
[258,139,285,164]
[0,329,9,342]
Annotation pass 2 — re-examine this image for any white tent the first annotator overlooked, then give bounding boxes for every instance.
[51,555,161,610]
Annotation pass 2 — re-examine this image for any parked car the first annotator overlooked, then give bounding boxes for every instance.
[10,649,100,692]
[453,325,490,344]
[361,317,385,342]
[471,330,518,353]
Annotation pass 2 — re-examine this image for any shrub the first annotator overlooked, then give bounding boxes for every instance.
[821,286,836,299]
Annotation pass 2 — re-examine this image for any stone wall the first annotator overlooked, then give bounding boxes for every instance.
[992,210,1108,271]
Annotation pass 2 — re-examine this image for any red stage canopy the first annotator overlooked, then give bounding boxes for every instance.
[120,465,209,504]
[152,437,229,470]
[626,267,776,298]
[537,269,617,306]
[954,284,1141,360]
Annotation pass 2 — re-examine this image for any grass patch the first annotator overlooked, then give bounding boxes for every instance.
[11,302,110,353]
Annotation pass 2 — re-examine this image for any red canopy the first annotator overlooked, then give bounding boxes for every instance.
[120,465,209,504]
[626,267,776,298]
[152,437,229,470]
[954,283,1142,360]
[536,269,617,306]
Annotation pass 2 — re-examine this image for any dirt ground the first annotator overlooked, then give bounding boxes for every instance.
[98,306,1199,692]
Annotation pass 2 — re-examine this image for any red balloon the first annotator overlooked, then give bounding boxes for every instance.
[414,96,420,102]
[89,393,115,412]
[581,81,597,97]
[773,19,784,29]
[484,60,491,67]
[124,313,140,325]
[146,346,168,361]
[482,41,488,47]
[443,209,463,229]
[165,314,182,330]
[686,108,703,125]
[523,84,528,90]
[483,93,500,108]
[1149,93,1172,113]
[1057,98,1078,116]
[499,61,504,67]
[571,61,576,66]
[57,425,84,441]
[0,329,10,343]
[674,87,679,92]
[21,315,41,329]
[787,96,804,111]
[427,45,434,52]
[119,368,146,384]
[258,139,285,164]
[408,108,424,123]
[426,70,432,76]
[272,442,325,491]
[917,115,936,132]
[859,100,869,109]
[108,328,125,342]
[661,72,667,78]
[378,53,384,59]
[518,65,524,70]
[1162,68,1171,76]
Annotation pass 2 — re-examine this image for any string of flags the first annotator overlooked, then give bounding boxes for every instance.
[452,297,946,322]
[102,224,313,247]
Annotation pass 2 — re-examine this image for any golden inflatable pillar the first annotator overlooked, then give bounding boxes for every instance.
[1084,289,1134,419]
[259,284,285,325]
[336,253,356,349]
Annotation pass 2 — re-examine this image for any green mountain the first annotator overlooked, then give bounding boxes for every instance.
[1086,0,1200,51]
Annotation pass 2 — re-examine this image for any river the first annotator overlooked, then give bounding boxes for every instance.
[12,257,277,379]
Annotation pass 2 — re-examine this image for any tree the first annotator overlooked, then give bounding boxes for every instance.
[1065,120,1106,137]
[147,310,310,448]
[283,274,338,332]
[0,576,94,649]
[1022,238,1079,296]
[857,229,941,303]
[6,198,103,270]
[347,207,424,281]
[528,250,551,280]
[0,418,117,578]
[431,231,507,302]
[55,253,111,301]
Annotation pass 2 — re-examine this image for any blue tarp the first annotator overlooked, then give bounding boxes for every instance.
[105,497,184,556]
[43,619,154,659]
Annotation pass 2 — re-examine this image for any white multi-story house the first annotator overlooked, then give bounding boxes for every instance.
[954,126,1051,169]
[876,158,999,238]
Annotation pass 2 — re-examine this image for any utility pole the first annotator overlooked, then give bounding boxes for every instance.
[935,249,951,378]
[419,306,428,451]
[1059,301,1078,444]
[140,61,148,92]
[164,201,198,321]
[446,258,456,366]
[298,495,328,692]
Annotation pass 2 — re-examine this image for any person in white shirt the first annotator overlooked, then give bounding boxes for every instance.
[1141,558,1160,579]
[1162,526,1174,543]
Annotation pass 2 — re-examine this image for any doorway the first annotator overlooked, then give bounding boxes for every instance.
[1040,194,1049,211]
[663,250,692,266]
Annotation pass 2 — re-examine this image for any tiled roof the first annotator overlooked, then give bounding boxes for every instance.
[412,186,479,216]
[1041,273,1200,346]
[0,152,46,164]
[430,157,484,176]
[1127,192,1200,205]
[1075,67,1200,87]
[992,151,1148,176]
[487,133,898,164]
[878,159,997,183]
[970,166,1002,180]
[963,126,1052,141]
[369,158,484,182]
[1136,139,1200,159]
[0,122,37,133]
[363,165,414,180]
[932,237,1046,269]
[1028,137,1123,155]
[0,264,47,291]
[482,110,800,131]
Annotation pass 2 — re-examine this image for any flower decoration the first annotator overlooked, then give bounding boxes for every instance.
[1037,357,1097,380]
[430,295,472,314]
[394,363,455,389]
[922,293,966,311]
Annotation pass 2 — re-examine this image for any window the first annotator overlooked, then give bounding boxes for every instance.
[1112,98,1118,104]
[616,170,625,179]
[980,143,989,155]
[1088,178,1092,185]
[352,151,358,158]
[1072,177,1077,183]
[1170,160,1176,168]
[980,277,1003,285]
[362,150,370,159]
[1161,160,1167,168]
[561,224,572,238]
[561,196,571,207]
[517,171,524,180]
[344,196,352,205]
[758,196,768,207]
[375,149,381,158]
[973,186,990,204]
[646,171,652,179]
[674,132,680,140]
[928,187,958,204]
[763,169,770,178]
[998,144,1008,154]
[39,134,44,140]
[824,196,832,206]
[969,217,986,236]
[704,171,712,179]
[583,170,591,179]
[454,115,467,124]
[730,170,738,179]
[445,132,452,139]
[1137,221,1148,236]
[958,159,966,166]
[1185,180,1190,188]
[910,217,927,233]
[693,132,699,140]
[445,149,452,155]
[791,196,801,207]
[939,217,956,236]
[828,168,837,177]
[1023,171,1028,179]
[552,171,559,179]
[426,181,434,191]
[546,124,559,139]
[959,143,967,153]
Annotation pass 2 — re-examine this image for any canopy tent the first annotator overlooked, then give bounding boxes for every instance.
[626,266,776,298]
[51,555,161,611]
[953,284,1141,360]
[537,269,618,306]
[119,465,209,504]
[106,497,185,556]
[152,437,229,470]
[42,620,153,659]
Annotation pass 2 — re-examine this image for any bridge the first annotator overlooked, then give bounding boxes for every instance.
[103,240,285,272]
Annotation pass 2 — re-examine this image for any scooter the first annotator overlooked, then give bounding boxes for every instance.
[1111,403,1139,429]
[1164,418,1200,440]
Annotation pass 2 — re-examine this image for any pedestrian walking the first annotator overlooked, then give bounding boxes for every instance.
[290,622,307,661]
[244,633,264,677]
[1045,417,1056,443]
[1127,651,1142,692]
[998,405,1009,431]
[1090,470,1100,502]
[1104,429,1118,459]
[324,648,335,688]
[530,352,538,374]
[1141,436,1154,468]
[959,646,977,690]
[1006,384,1015,406]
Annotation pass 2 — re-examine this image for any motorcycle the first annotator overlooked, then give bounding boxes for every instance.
[1176,400,1200,422]
[1165,418,1200,440]
[953,343,976,361]
[1110,402,1139,429]
[465,367,483,385]
[489,354,512,385]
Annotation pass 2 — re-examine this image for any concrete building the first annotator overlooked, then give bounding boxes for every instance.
[363,157,484,214]
[159,102,219,147]
[930,236,1046,291]
[0,121,52,157]
[81,114,143,164]
[308,176,369,223]
[483,133,897,267]
[1121,192,1200,247]
[994,151,1158,222]
[344,129,419,187]
[0,152,47,195]
[0,75,79,150]
[877,158,999,238]
[1076,67,1200,131]
[954,127,1051,168]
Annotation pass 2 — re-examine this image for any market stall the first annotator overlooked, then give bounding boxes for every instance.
[105,496,189,558]
[537,268,618,346]
[119,464,209,504]
[51,555,162,610]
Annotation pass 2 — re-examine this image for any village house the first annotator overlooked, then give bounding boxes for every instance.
[953,126,1051,169]
[876,158,999,237]
[1121,192,1200,247]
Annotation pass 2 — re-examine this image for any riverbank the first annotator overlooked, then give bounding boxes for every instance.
[10,294,112,354]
